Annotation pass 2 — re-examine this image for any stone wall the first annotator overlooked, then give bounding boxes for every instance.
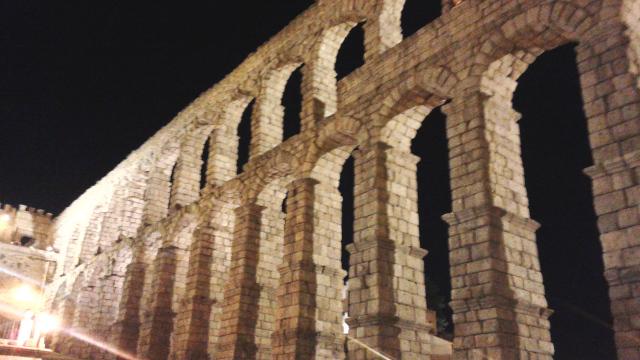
[0,204,53,249]
[41,0,640,359]
[0,204,56,328]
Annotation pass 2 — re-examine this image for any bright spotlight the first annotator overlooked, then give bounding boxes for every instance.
[0,213,10,223]
[13,284,40,305]
[37,313,61,333]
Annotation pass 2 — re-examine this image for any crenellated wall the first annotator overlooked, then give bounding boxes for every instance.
[40,0,640,359]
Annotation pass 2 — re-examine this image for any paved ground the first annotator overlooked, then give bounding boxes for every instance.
[0,344,78,359]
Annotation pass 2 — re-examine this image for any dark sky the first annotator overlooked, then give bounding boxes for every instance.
[1,1,616,359]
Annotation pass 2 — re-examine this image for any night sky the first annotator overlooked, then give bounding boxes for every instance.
[1,1,616,359]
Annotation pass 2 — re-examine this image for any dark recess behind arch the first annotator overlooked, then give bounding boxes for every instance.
[402,0,442,38]
[514,43,616,360]
[335,23,365,81]
[339,156,355,273]
[200,137,210,190]
[237,100,254,174]
[282,68,303,140]
[412,107,453,336]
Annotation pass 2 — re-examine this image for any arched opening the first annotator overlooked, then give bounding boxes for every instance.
[20,235,35,247]
[312,22,365,119]
[282,66,303,141]
[255,181,288,358]
[513,43,616,359]
[401,0,441,38]
[168,162,177,211]
[338,156,355,273]
[200,136,210,190]
[411,107,453,338]
[335,23,365,81]
[237,99,254,174]
[338,154,355,340]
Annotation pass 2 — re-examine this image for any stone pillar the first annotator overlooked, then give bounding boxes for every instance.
[137,245,182,360]
[577,23,640,359]
[171,133,208,209]
[347,142,432,359]
[142,162,174,224]
[111,247,147,356]
[207,128,239,186]
[271,179,318,359]
[441,95,553,359]
[271,178,344,359]
[70,282,100,358]
[585,157,640,360]
[215,202,265,359]
[91,273,126,360]
[171,225,216,360]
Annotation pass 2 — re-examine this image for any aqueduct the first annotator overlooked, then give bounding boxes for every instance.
[35,0,640,358]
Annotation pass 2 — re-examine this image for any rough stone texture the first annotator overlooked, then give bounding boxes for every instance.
[22,0,640,358]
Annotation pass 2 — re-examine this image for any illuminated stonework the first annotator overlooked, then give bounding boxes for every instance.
[35,0,640,359]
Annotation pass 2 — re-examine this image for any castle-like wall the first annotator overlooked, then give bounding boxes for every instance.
[0,204,56,334]
[41,0,640,359]
[0,204,53,249]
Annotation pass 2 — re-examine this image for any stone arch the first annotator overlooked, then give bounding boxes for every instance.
[200,198,237,358]
[252,62,304,158]
[215,94,255,179]
[129,230,163,355]
[170,124,215,208]
[460,1,599,97]
[311,115,366,164]
[438,3,640,358]
[242,147,300,203]
[62,223,85,274]
[136,211,198,360]
[237,175,293,358]
[48,281,68,350]
[54,272,84,354]
[142,139,181,224]
[68,268,101,358]
[78,202,109,263]
[377,0,405,48]
[165,213,199,356]
[378,68,455,151]
[308,19,366,118]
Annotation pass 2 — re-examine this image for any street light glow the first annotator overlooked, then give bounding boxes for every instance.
[12,284,41,307]
[0,213,10,223]
[37,313,61,333]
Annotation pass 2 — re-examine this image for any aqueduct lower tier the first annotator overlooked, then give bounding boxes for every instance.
[43,0,640,358]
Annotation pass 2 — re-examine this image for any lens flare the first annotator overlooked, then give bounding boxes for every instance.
[0,300,139,360]
[37,313,60,333]
[61,328,140,360]
[0,266,42,286]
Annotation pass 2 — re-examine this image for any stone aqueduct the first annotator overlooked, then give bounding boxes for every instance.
[43,0,640,358]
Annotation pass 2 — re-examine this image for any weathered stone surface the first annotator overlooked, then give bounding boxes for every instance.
[7,0,636,359]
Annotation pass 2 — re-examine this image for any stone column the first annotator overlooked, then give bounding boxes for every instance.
[271,178,344,359]
[577,23,640,359]
[207,128,239,186]
[215,202,264,359]
[271,178,318,359]
[171,225,216,360]
[111,259,145,356]
[171,133,208,209]
[137,245,182,360]
[91,272,126,360]
[347,142,432,359]
[441,95,553,359]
